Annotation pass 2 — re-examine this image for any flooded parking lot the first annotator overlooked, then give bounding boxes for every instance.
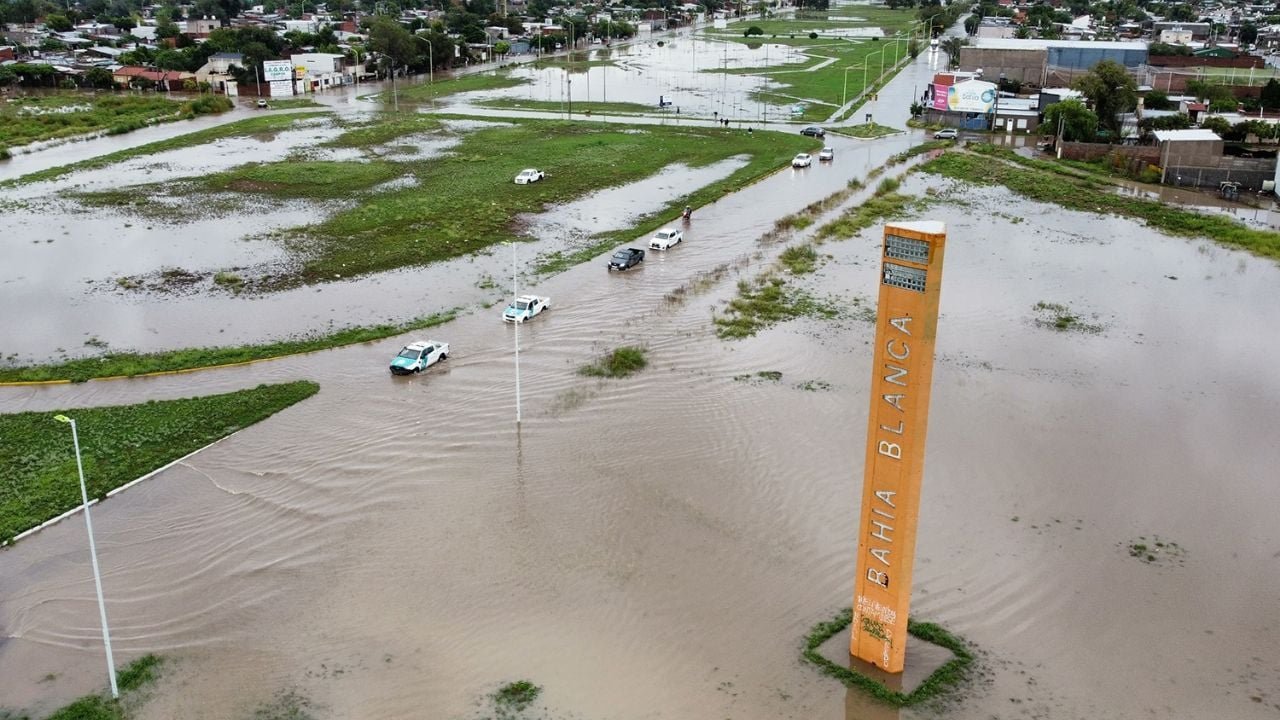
[3,157,1279,719]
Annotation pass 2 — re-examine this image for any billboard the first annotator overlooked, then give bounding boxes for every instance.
[262,60,292,82]
[928,82,949,111]
[850,221,947,674]
[269,80,292,97]
[947,79,997,114]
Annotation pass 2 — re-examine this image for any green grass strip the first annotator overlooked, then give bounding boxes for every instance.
[802,608,975,707]
[1,111,331,187]
[393,71,530,102]
[0,382,318,543]
[0,310,457,384]
[923,149,1280,260]
[474,98,657,115]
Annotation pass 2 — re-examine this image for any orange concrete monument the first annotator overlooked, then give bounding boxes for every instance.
[851,221,947,673]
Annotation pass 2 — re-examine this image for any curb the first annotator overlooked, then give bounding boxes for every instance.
[4,433,236,547]
[0,355,287,387]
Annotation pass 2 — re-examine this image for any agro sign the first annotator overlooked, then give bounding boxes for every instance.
[851,221,947,674]
[262,60,293,82]
[946,79,996,114]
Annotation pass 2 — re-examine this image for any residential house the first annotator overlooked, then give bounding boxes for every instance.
[196,52,244,92]
[112,65,195,90]
[290,52,347,89]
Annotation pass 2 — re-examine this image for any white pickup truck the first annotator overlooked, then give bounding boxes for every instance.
[649,228,684,251]
[502,295,551,323]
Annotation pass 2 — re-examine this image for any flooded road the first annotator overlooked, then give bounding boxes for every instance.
[4,21,1279,720]
[3,164,1280,720]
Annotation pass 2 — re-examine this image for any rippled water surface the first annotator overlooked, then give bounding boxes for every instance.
[2,32,1277,720]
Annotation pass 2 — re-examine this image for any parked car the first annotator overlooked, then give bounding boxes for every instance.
[649,228,683,250]
[933,128,958,140]
[792,153,812,168]
[502,295,551,323]
[608,247,645,271]
[514,168,545,184]
[256,99,268,108]
[389,340,449,375]
[800,126,826,138]
[818,147,834,161]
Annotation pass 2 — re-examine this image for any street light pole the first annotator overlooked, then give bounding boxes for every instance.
[422,38,434,112]
[864,50,883,99]
[54,415,118,700]
[511,244,521,425]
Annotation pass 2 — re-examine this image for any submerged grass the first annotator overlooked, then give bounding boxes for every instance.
[579,346,648,378]
[0,382,319,543]
[0,94,217,149]
[924,150,1280,260]
[2,112,330,187]
[203,159,405,198]
[714,276,836,339]
[475,98,656,115]
[0,309,457,384]
[816,192,916,240]
[393,71,529,102]
[493,680,542,711]
[322,113,442,148]
[779,245,821,274]
[803,608,975,707]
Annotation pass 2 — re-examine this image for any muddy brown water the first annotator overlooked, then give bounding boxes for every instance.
[3,162,1280,719]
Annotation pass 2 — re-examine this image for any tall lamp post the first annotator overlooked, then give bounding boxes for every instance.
[864,49,884,98]
[841,64,863,108]
[54,415,119,700]
[509,244,522,425]
[421,37,435,112]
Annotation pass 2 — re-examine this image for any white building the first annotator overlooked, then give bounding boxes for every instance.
[291,52,348,89]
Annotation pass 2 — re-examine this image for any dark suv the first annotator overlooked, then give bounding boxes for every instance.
[608,247,645,271]
[800,126,825,137]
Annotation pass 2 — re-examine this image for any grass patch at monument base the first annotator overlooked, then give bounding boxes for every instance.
[804,608,974,707]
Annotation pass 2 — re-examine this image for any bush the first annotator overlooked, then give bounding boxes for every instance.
[579,346,647,378]
[808,31,818,39]
[745,25,764,36]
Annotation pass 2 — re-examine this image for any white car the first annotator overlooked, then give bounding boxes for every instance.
[503,295,551,323]
[649,228,683,250]
[933,128,958,140]
[818,147,834,161]
[514,168,545,184]
[389,340,449,375]
[792,153,812,168]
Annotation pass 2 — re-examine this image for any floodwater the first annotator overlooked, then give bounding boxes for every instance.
[0,117,880,363]
[4,28,1279,720]
[5,163,1280,720]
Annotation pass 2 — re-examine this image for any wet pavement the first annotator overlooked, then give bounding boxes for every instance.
[3,15,1280,720]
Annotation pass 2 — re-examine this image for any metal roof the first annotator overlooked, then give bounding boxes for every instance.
[1152,129,1223,141]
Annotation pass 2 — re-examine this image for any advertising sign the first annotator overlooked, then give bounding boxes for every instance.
[946,79,997,114]
[928,83,948,111]
[262,60,292,82]
[850,221,947,674]
[269,80,292,97]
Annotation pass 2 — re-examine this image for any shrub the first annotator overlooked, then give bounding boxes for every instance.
[579,346,648,378]
[745,25,764,36]
[808,31,818,39]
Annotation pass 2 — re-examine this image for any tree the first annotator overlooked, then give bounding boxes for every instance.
[1072,59,1137,138]
[84,66,115,87]
[1239,22,1258,45]
[940,36,966,70]
[964,14,979,34]
[1260,78,1280,110]
[1200,115,1230,137]
[368,16,418,74]
[45,13,73,31]
[1143,89,1173,110]
[1043,98,1098,142]
[493,40,510,56]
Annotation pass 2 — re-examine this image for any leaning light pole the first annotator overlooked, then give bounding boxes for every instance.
[54,414,119,699]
